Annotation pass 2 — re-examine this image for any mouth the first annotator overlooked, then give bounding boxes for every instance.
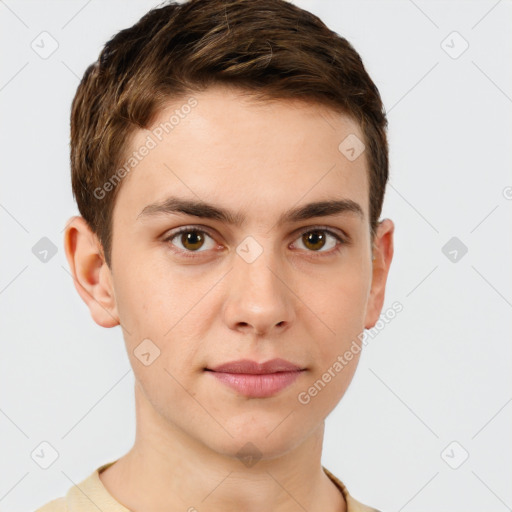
[204,358,306,398]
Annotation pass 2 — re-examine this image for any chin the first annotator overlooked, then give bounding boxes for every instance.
[203,422,308,463]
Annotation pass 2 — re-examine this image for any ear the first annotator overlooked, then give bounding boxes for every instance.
[364,218,394,329]
[63,216,119,328]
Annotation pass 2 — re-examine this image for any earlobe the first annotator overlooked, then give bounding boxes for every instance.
[364,218,394,330]
[63,216,120,328]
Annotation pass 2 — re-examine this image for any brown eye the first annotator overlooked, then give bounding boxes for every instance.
[180,231,205,251]
[292,227,345,254]
[165,228,216,254]
[302,230,328,251]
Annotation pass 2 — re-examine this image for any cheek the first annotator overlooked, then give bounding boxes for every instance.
[111,276,171,378]
[113,255,177,322]
[315,260,371,326]
[112,261,208,374]
[297,284,366,414]
[305,262,370,375]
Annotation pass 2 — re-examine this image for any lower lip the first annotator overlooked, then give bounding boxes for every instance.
[208,370,304,398]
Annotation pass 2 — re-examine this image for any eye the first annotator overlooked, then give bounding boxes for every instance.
[163,225,348,260]
[291,227,346,255]
[164,227,217,257]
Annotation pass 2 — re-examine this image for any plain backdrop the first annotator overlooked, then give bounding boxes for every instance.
[1,1,511,511]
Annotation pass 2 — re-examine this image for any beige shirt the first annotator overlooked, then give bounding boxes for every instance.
[35,460,381,512]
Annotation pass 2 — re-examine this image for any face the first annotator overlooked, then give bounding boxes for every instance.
[66,85,394,460]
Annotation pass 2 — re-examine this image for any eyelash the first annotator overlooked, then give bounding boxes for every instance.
[163,225,348,260]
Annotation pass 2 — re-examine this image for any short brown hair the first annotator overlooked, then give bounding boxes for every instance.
[70,0,388,269]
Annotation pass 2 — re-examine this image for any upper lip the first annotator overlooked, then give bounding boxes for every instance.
[207,358,304,374]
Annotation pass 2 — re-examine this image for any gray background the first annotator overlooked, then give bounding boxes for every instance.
[1,1,511,511]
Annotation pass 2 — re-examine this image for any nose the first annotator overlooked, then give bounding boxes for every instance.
[221,247,295,337]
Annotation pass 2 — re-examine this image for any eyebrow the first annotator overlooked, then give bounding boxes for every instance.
[137,196,364,227]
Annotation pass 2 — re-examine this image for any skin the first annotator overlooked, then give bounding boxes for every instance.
[64,84,394,512]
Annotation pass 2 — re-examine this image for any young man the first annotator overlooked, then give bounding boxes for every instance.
[37,0,393,510]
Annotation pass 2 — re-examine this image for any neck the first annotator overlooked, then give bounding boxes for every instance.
[99,381,346,512]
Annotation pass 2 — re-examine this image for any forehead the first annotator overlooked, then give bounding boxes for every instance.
[115,85,369,225]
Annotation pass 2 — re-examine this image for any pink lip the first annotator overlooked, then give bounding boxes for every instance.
[205,358,305,398]
[208,358,303,374]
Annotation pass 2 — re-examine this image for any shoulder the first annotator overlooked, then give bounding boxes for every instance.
[34,496,67,512]
[323,466,382,512]
[32,460,120,512]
